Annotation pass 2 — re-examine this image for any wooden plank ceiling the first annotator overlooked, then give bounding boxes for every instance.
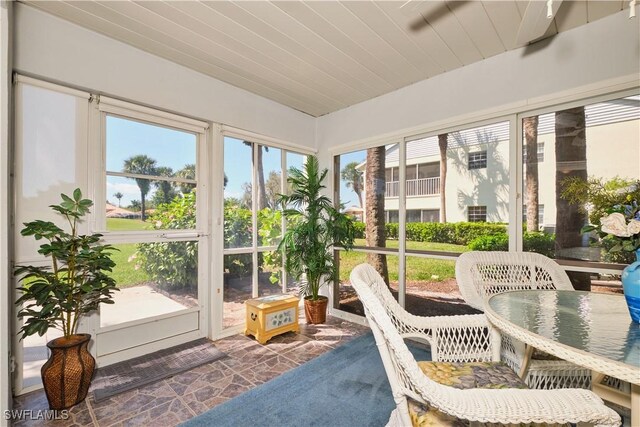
[23,1,627,117]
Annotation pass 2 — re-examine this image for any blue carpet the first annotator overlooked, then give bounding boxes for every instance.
[181,333,430,427]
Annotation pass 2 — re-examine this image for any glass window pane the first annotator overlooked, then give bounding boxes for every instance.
[106,176,197,231]
[257,145,282,247]
[101,241,198,327]
[405,121,510,254]
[407,210,421,223]
[106,115,196,177]
[223,254,253,329]
[522,96,640,277]
[404,256,478,317]
[406,165,417,180]
[468,151,487,169]
[105,116,197,231]
[336,251,399,314]
[258,252,282,297]
[418,162,439,179]
[224,137,253,248]
[338,144,396,250]
[286,152,306,179]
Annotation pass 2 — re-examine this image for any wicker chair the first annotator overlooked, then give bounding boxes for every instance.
[350,263,620,427]
[455,251,592,389]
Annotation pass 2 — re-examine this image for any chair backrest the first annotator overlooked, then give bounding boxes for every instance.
[455,251,574,311]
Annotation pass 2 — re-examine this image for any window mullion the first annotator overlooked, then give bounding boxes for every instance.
[252,142,258,298]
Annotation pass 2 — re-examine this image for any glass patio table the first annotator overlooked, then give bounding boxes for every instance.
[485,290,640,424]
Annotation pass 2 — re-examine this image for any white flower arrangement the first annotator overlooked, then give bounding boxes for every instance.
[600,213,640,238]
[592,207,640,253]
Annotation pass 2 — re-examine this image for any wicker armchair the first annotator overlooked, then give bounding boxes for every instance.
[455,251,592,389]
[350,263,620,427]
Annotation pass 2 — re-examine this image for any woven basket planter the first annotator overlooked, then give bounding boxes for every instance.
[304,296,328,324]
[41,333,95,410]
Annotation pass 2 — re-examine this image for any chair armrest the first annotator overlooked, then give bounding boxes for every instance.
[393,313,497,363]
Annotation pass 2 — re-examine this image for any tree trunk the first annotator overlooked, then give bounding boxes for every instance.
[524,116,539,232]
[256,146,267,211]
[141,193,146,221]
[365,147,389,285]
[438,134,448,223]
[555,106,590,290]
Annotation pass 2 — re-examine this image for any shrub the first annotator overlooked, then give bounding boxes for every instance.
[353,221,365,239]
[137,193,197,290]
[468,234,508,251]
[467,230,556,257]
[453,222,507,245]
[353,221,507,246]
[386,223,399,240]
[523,231,555,258]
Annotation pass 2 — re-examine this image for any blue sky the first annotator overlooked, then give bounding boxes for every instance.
[223,136,305,200]
[222,138,365,210]
[105,120,308,207]
[106,116,196,206]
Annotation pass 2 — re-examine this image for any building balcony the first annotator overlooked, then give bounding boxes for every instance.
[385,177,440,198]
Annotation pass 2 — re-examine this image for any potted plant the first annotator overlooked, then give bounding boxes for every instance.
[15,189,118,409]
[278,156,355,324]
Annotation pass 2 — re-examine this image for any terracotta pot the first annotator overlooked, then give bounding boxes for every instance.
[41,333,95,410]
[304,296,328,324]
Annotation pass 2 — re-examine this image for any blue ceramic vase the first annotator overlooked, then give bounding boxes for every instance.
[622,248,640,323]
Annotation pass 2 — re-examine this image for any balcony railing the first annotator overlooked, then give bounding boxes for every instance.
[385,177,440,197]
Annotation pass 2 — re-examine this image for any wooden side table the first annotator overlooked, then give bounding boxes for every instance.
[244,294,300,344]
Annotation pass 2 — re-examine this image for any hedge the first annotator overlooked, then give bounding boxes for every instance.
[468,231,556,257]
[353,221,506,246]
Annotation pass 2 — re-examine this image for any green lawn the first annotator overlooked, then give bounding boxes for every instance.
[339,239,466,282]
[107,218,149,231]
[108,243,150,288]
[105,219,152,287]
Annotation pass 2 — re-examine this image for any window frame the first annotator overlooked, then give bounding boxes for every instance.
[467,150,488,170]
[91,97,210,331]
[221,130,312,325]
[467,205,487,222]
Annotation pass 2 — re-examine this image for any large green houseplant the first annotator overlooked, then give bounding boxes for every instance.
[278,156,355,324]
[15,189,118,409]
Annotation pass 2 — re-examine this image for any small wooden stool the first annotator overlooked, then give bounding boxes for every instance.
[244,294,300,344]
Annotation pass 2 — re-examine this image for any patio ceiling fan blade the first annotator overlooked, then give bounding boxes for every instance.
[515,0,563,46]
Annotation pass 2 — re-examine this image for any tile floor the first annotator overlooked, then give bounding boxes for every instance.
[12,315,369,427]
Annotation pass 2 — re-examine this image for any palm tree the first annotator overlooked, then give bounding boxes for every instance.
[438,133,448,223]
[128,200,141,211]
[555,106,590,290]
[256,144,268,210]
[113,192,123,207]
[176,164,196,194]
[524,116,540,231]
[365,147,389,285]
[123,154,157,221]
[154,166,175,204]
[340,162,364,207]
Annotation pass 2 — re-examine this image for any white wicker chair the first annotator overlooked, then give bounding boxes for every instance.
[350,263,620,427]
[455,251,592,389]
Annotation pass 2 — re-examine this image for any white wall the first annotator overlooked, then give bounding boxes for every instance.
[13,3,316,147]
[316,10,640,152]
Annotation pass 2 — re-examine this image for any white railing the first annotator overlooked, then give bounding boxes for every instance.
[385,177,440,197]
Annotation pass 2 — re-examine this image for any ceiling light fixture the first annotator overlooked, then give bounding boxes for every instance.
[631,0,637,19]
[547,0,553,19]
